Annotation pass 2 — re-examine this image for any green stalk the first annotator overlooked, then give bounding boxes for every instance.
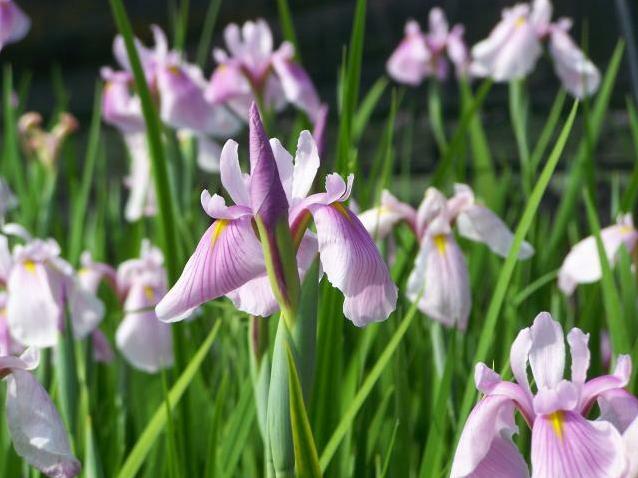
[108,0,182,282]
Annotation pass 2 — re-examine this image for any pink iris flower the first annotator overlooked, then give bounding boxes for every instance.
[359,184,533,329]
[206,19,322,122]
[0,0,30,51]
[470,0,600,98]
[0,347,81,477]
[451,312,638,477]
[558,214,638,295]
[386,7,470,85]
[0,229,104,348]
[116,240,173,373]
[156,103,397,327]
[102,26,241,221]
[78,251,117,363]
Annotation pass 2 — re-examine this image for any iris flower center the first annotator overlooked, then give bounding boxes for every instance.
[433,234,447,254]
[23,260,37,273]
[549,411,564,440]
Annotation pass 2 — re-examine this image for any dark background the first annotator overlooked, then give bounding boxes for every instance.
[4,0,638,175]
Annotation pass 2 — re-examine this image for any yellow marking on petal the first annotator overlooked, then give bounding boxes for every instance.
[211,220,229,248]
[620,225,634,235]
[23,261,37,273]
[515,16,526,27]
[549,411,564,440]
[144,286,155,302]
[433,234,447,254]
[332,202,352,221]
[167,65,181,75]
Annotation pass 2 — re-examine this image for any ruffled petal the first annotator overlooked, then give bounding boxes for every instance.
[528,312,565,390]
[597,388,638,434]
[470,5,542,81]
[580,355,632,415]
[549,24,600,99]
[6,369,81,477]
[155,217,265,322]
[200,191,252,220]
[7,261,61,348]
[558,224,638,295]
[311,203,397,326]
[456,205,534,259]
[531,410,626,478]
[406,233,471,329]
[451,394,529,478]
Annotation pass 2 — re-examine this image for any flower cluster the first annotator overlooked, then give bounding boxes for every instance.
[388,0,600,98]
[452,312,638,477]
[359,184,533,329]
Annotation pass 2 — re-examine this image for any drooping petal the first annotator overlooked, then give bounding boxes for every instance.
[470,5,542,82]
[580,355,632,415]
[450,395,529,478]
[155,217,265,322]
[528,312,565,390]
[530,410,626,478]
[6,369,81,478]
[200,191,252,221]
[6,261,60,348]
[529,0,552,34]
[406,233,471,329]
[101,68,145,134]
[0,0,31,50]
[248,103,289,228]
[475,363,535,424]
[116,282,173,373]
[386,20,431,86]
[271,51,321,122]
[597,388,638,434]
[558,224,638,295]
[157,63,242,136]
[456,205,534,259]
[549,23,600,99]
[311,203,397,326]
